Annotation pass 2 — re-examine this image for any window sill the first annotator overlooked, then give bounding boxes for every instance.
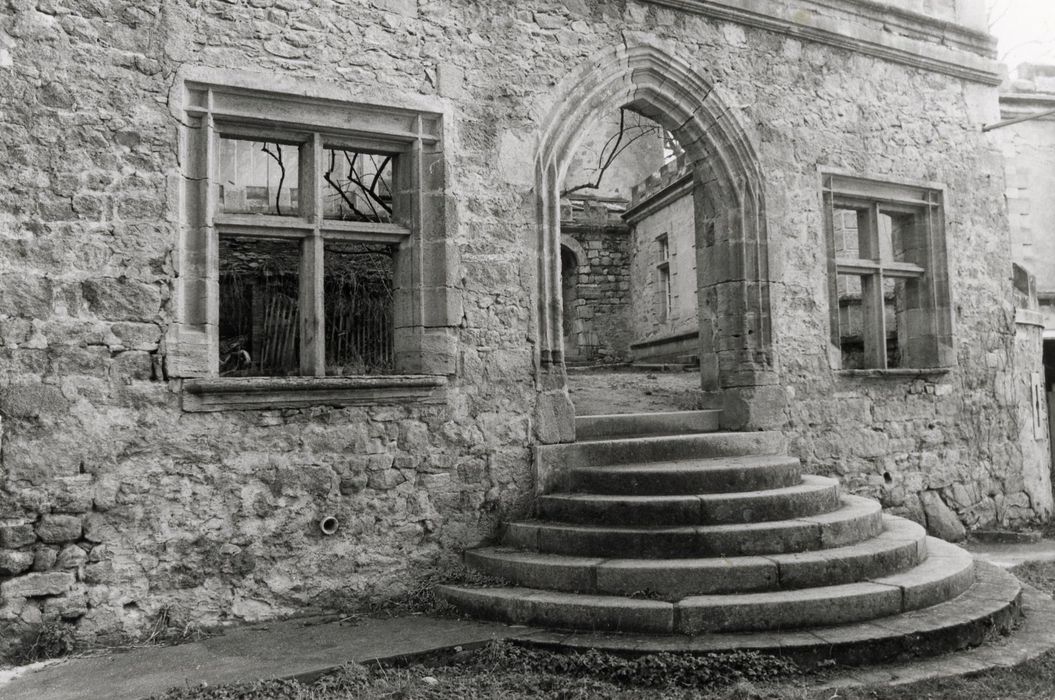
[182,375,448,412]
[835,368,952,379]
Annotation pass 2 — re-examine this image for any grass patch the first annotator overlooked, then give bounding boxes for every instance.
[1009,560,1055,596]
[152,641,806,699]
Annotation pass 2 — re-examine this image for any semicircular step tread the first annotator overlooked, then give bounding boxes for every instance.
[565,455,802,496]
[868,536,975,611]
[677,539,975,633]
[540,475,840,526]
[441,541,977,635]
[542,431,786,472]
[504,495,882,558]
[502,562,1022,666]
[469,514,925,597]
[769,514,927,589]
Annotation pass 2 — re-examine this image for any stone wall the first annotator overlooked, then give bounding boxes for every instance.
[0,0,1046,658]
[561,201,632,363]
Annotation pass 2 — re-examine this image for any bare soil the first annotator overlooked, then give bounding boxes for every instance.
[567,368,707,415]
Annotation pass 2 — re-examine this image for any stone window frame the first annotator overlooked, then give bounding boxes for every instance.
[167,74,456,411]
[656,233,672,323]
[821,171,954,373]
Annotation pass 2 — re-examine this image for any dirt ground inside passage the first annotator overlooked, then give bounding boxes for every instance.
[566,368,707,416]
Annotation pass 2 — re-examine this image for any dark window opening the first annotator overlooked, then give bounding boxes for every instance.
[324,242,396,375]
[219,236,301,377]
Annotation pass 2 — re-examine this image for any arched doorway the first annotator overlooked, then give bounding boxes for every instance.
[533,43,780,440]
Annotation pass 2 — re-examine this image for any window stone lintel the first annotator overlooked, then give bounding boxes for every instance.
[181,375,448,412]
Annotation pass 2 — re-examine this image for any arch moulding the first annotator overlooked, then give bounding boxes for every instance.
[532,42,783,441]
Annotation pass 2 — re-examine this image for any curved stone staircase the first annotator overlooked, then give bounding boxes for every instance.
[440,411,1024,664]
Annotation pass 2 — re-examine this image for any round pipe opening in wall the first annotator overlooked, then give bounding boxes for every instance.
[319,516,340,536]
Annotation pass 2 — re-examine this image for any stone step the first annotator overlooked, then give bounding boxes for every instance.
[574,410,722,441]
[770,515,927,589]
[678,539,975,633]
[565,455,802,496]
[469,515,926,597]
[440,540,976,635]
[502,561,1022,667]
[539,431,785,475]
[504,495,882,558]
[539,475,840,526]
[871,537,976,610]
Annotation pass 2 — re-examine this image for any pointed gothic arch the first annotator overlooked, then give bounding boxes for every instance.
[533,42,779,436]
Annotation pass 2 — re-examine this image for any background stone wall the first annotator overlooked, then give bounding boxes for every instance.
[561,203,633,364]
[0,0,1045,657]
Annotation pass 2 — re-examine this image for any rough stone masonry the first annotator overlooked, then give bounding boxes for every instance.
[0,0,1049,658]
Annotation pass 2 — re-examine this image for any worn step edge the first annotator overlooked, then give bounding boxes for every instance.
[770,515,927,589]
[503,562,1022,667]
[505,495,882,558]
[575,410,722,441]
[471,515,926,597]
[677,541,975,633]
[539,475,840,526]
[443,548,980,634]
[564,455,803,496]
[437,585,675,635]
[868,537,975,611]
[538,432,786,479]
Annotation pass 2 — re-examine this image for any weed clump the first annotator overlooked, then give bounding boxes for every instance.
[14,620,76,664]
[143,603,207,646]
[461,640,801,689]
[363,565,509,617]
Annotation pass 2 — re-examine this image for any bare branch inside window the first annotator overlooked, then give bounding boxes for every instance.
[323,148,393,223]
[218,137,300,216]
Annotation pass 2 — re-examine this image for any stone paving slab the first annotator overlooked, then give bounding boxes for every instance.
[0,615,537,700]
[816,585,1055,688]
[966,538,1055,568]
